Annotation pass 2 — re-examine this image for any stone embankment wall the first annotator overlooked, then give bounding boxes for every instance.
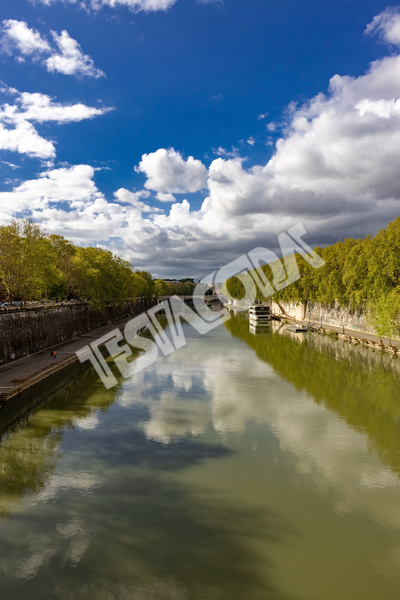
[271,300,375,334]
[0,299,152,366]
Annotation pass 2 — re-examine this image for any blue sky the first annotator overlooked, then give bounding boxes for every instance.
[0,0,399,277]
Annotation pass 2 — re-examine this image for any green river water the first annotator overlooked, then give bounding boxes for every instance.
[0,311,400,600]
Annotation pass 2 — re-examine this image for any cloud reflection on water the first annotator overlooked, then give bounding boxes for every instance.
[118,322,400,539]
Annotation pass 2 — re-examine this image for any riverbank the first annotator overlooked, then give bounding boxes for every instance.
[271,300,376,335]
[0,298,151,366]
[0,314,139,403]
[226,303,400,355]
[283,315,400,354]
[3,300,398,408]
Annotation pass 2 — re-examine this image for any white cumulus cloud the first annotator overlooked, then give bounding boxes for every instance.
[136,148,208,194]
[0,119,55,159]
[1,20,104,78]
[0,165,104,213]
[45,30,105,78]
[366,6,400,46]
[114,188,161,212]
[156,192,176,202]
[0,88,111,159]
[17,92,111,123]
[3,9,400,277]
[1,19,50,55]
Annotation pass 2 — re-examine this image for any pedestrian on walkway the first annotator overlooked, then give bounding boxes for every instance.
[54,350,56,359]
[50,351,54,358]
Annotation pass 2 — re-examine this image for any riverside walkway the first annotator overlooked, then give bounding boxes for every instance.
[293,318,400,351]
[0,295,212,403]
[0,316,136,403]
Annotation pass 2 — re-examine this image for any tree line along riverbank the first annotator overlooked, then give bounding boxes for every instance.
[0,219,196,308]
[225,218,400,340]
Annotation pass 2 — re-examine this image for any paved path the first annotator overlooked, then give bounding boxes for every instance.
[0,316,135,402]
[302,319,400,348]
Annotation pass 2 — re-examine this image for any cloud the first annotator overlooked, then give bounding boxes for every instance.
[114,188,162,212]
[202,50,400,233]
[1,19,50,55]
[1,20,104,78]
[17,92,111,123]
[156,192,176,202]
[366,6,400,46]
[0,165,104,213]
[34,0,178,12]
[197,0,223,5]
[136,148,208,194]
[0,165,136,246]
[213,145,240,158]
[3,11,400,276]
[45,30,105,78]
[0,88,111,159]
[1,160,21,169]
[0,119,56,159]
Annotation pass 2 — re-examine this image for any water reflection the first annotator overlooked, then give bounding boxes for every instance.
[0,414,293,600]
[1,310,400,599]
[1,344,295,599]
[118,313,400,536]
[225,313,400,477]
[0,365,115,516]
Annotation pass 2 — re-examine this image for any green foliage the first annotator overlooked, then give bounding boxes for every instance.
[225,312,400,477]
[0,219,57,301]
[154,279,169,298]
[225,276,246,300]
[368,290,400,341]
[132,271,155,300]
[153,278,196,298]
[222,218,400,335]
[0,218,154,307]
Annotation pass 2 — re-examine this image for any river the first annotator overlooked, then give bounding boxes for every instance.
[0,310,400,600]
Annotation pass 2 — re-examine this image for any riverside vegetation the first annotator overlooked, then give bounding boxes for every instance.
[225,218,400,339]
[0,219,195,308]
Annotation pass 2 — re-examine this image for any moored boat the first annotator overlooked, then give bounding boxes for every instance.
[248,304,271,322]
[286,323,308,332]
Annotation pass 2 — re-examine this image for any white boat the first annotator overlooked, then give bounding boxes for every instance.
[248,304,271,322]
[286,323,308,332]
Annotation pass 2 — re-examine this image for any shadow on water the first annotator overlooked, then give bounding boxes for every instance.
[0,456,299,600]
[79,427,232,471]
[0,326,304,600]
[0,360,99,433]
[0,362,119,517]
[57,478,296,600]
[225,313,400,477]
[0,369,301,600]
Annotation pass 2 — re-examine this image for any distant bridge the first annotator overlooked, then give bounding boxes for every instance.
[157,294,222,306]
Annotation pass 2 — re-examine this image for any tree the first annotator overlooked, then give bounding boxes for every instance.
[225,276,246,300]
[0,219,55,301]
[154,279,169,297]
[69,247,140,308]
[131,271,155,300]
[48,235,77,299]
[368,290,400,343]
